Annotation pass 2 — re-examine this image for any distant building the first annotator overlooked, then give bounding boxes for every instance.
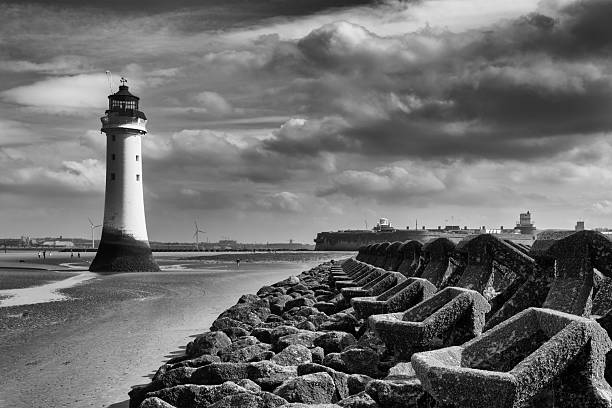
[576,221,585,231]
[42,241,75,248]
[373,218,394,232]
[515,211,536,234]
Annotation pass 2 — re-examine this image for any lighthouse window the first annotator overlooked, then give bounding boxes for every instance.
[112,135,116,142]
[135,155,139,161]
[111,173,115,180]
[112,154,115,160]
[136,174,140,181]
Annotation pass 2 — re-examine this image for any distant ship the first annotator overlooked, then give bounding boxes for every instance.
[314,212,538,251]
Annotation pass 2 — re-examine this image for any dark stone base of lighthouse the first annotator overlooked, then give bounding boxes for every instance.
[89,229,160,273]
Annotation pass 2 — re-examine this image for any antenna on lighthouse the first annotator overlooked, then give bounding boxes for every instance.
[105,70,113,93]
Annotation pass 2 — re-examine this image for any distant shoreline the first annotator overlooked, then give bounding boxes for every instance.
[184,251,354,263]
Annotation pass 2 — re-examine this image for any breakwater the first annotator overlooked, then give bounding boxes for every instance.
[314,230,536,251]
[128,230,612,408]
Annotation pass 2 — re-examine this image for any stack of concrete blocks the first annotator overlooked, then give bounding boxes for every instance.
[352,238,455,320]
[340,271,406,302]
[364,243,379,265]
[420,238,457,289]
[355,246,367,262]
[331,260,373,283]
[335,267,386,290]
[397,240,424,276]
[371,234,536,360]
[410,230,612,408]
[373,242,391,268]
[383,241,404,271]
[330,262,367,285]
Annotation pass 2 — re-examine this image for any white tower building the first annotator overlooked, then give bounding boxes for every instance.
[90,78,159,272]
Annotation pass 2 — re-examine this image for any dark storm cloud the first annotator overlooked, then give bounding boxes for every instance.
[260,0,612,162]
[1,0,379,23]
[144,129,336,185]
[458,2,612,60]
[563,0,612,54]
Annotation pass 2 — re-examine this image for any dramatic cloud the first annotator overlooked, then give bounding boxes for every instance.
[0,0,379,18]
[0,55,93,74]
[193,91,234,116]
[319,165,446,201]
[0,159,105,196]
[255,192,305,213]
[256,4,612,162]
[2,0,612,241]
[1,74,108,114]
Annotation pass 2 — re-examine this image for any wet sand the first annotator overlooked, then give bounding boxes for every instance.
[0,272,97,307]
[0,269,80,291]
[0,252,352,408]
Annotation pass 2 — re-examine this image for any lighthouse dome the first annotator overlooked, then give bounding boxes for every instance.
[107,80,146,119]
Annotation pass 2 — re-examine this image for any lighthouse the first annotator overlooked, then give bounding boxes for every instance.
[90,78,160,272]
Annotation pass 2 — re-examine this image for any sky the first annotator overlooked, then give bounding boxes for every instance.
[1,0,612,243]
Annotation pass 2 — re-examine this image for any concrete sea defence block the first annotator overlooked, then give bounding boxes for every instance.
[332,264,372,284]
[371,287,490,358]
[538,230,612,317]
[128,254,612,408]
[355,247,367,262]
[396,241,423,277]
[335,268,385,290]
[352,277,437,320]
[412,307,612,408]
[372,242,391,269]
[419,238,456,287]
[454,234,535,295]
[340,272,404,301]
[382,241,404,271]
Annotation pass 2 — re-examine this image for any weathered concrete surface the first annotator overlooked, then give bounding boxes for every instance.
[382,242,404,271]
[419,238,456,288]
[371,287,490,359]
[396,241,423,277]
[341,272,405,302]
[355,247,367,262]
[351,278,437,320]
[413,307,612,408]
[485,261,554,331]
[335,268,386,290]
[372,243,390,269]
[541,231,612,317]
[455,234,535,295]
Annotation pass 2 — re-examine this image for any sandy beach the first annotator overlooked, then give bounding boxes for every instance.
[0,251,352,408]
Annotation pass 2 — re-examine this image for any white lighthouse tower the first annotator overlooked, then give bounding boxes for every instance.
[90,78,160,272]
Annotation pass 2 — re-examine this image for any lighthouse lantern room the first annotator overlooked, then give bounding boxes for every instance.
[90,78,160,272]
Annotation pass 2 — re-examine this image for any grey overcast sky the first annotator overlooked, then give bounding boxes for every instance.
[1,0,612,243]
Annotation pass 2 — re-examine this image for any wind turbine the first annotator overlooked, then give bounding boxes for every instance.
[193,220,206,250]
[89,218,102,249]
